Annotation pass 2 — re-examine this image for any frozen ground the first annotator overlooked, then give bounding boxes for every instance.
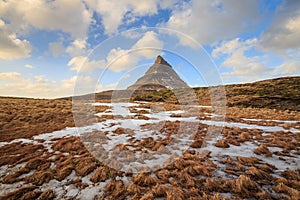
[0,102,299,199]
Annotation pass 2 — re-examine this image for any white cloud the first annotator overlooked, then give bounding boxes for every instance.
[0,72,96,98]
[0,0,92,39]
[24,64,34,69]
[162,0,261,45]
[214,37,300,83]
[107,31,163,72]
[0,20,31,60]
[273,61,300,76]
[67,56,106,73]
[132,31,163,58]
[260,0,300,54]
[66,39,87,56]
[213,38,271,82]
[212,38,257,58]
[48,42,65,57]
[85,0,177,35]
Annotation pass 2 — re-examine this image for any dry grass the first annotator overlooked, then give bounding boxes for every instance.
[133,173,158,187]
[214,139,230,148]
[90,166,115,183]
[1,94,300,199]
[235,175,258,198]
[0,142,45,167]
[0,97,75,142]
[254,144,272,157]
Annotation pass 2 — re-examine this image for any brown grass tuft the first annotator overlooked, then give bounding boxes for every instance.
[245,167,273,181]
[24,157,47,170]
[126,183,145,195]
[0,185,36,200]
[90,166,114,183]
[204,178,220,192]
[235,175,258,198]
[140,192,154,200]
[104,180,127,199]
[24,170,54,185]
[186,164,211,177]
[20,190,42,200]
[55,165,73,181]
[37,189,55,200]
[156,169,172,182]
[133,173,157,187]
[274,183,300,199]
[237,156,260,166]
[214,139,230,148]
[151,184,169,197]
[254,144,272,157]
[282,169,300,181]
[237,132,252,143]
[177,171,195,188]
[52,137,86,154]
[255,163,275,173]
[189,139,203,148]
[73,157,97,177]
[166,187,184,200]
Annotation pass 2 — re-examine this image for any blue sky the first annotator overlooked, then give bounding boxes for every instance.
[0,0,299,98]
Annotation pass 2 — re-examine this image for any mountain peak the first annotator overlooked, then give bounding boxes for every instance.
[127,55,189,90]
[154,55,171,67]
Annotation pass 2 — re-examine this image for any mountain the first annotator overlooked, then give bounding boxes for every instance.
[127,55,189,90]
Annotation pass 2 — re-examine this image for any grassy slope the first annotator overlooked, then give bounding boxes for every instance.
[131,76,300,111]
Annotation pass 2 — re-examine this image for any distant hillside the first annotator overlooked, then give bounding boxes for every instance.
[131,76,300,111]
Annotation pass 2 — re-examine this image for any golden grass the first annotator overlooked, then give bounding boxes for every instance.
[24,170,54,185]
[133,173,157,187]
[237,156,260,166]
[234,175,258,198]
[73,157,97,177]
[0,142,45,167]
[214,139,230,148]
[0,97,75,142]
[0,186,37,200]
[254,144,272,157]
[90,166,115,183]
[1,97,300,199]
[104,180,127,199]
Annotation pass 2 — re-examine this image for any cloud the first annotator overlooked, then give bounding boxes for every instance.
[213,38,271,82]
[24,64,34,69]
[85,0,178,35]
[48,42,65,57]
[0,72,96,98]
[273,61,300,76]
[0,0,92,39]
[107,31,163,72]
[162,0,261,45]
[214,37,300,83]
[212,38,240,58]
[260,0,300,54]
[67,56,106,73]
[0,20,31,60]
[66,39,87,57]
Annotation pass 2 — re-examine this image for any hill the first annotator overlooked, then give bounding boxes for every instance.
[131,76,300,111]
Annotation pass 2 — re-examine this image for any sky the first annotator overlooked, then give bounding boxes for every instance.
[0,0,299,98]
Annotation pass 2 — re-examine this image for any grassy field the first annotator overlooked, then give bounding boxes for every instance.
[0,76,299,199]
